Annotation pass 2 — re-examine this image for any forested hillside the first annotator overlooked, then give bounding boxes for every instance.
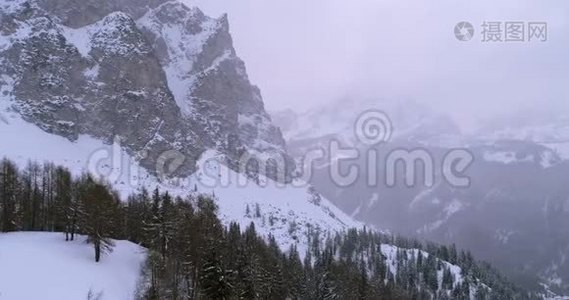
[0,158,535,299]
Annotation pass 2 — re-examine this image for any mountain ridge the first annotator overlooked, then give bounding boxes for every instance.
[0,0,288,179]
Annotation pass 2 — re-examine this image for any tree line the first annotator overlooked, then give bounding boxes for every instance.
[0,158,535,299]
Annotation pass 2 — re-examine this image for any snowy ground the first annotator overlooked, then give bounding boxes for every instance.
[0,232,146,300]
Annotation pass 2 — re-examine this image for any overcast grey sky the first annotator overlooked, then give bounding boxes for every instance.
[186,0,569,130]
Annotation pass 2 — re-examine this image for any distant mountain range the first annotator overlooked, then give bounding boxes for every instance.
[273,98,569,296]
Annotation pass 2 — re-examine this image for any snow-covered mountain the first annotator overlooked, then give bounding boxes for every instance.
[0,0,360,259]
[0,0,288,178]
[476,108,569,143]
[474,109,569,160]
[273,96,463,148]
[275,99,569,295]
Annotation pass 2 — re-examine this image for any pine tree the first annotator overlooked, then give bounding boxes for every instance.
[423,254,439,292]
[0,159,19,232]
[146,191,176,258]
[254,203,261,218]
[53,166,73,240]
[358,255,369,299]
[125,189,151,244]
[79,176,118,262]
[200,250,233,299]
[245,204,250,217]
[442,266,454,290]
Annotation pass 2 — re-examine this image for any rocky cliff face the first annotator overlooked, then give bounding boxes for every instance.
[0,0,288,177]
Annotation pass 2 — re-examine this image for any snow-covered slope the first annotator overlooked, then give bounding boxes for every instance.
[0,101,360,256]
[0,232,146,300]
[379,244,490,297]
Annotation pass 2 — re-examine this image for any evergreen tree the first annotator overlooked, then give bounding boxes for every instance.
[53,166,73,240]
[200,250,233,300]
[0,159,19,232]
[79,176,118,262]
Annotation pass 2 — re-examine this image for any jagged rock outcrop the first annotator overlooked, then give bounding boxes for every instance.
[0,0,289,177]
